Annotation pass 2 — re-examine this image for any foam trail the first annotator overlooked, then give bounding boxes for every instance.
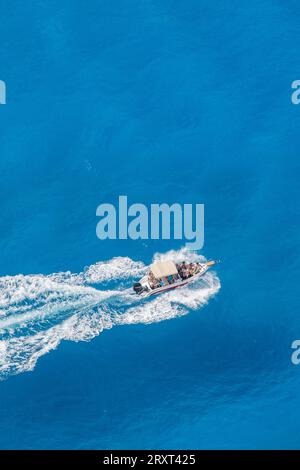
[0,249,220,379]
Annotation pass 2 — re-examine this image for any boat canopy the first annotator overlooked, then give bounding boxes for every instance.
[150,261,178,279]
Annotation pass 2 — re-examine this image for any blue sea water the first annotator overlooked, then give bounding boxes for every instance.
[0,0,300,450]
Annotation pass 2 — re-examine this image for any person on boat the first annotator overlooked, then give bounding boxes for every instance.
[181,267,188,279]
[188,263,196,276]
[148,270,159,289]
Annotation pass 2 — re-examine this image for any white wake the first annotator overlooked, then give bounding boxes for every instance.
[0,248,220,379]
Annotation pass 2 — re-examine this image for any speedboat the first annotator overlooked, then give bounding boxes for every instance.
[133,259,219,298]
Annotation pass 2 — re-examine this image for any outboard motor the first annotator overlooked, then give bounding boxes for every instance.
[133,282,144,295]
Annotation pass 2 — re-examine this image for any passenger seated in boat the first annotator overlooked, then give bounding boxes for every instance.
[190,264,196,276]
[189,263,196,276]
[148,270,159,289]
[181,268,188,279]
[177,262,187,279]
[176,264,182,276]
